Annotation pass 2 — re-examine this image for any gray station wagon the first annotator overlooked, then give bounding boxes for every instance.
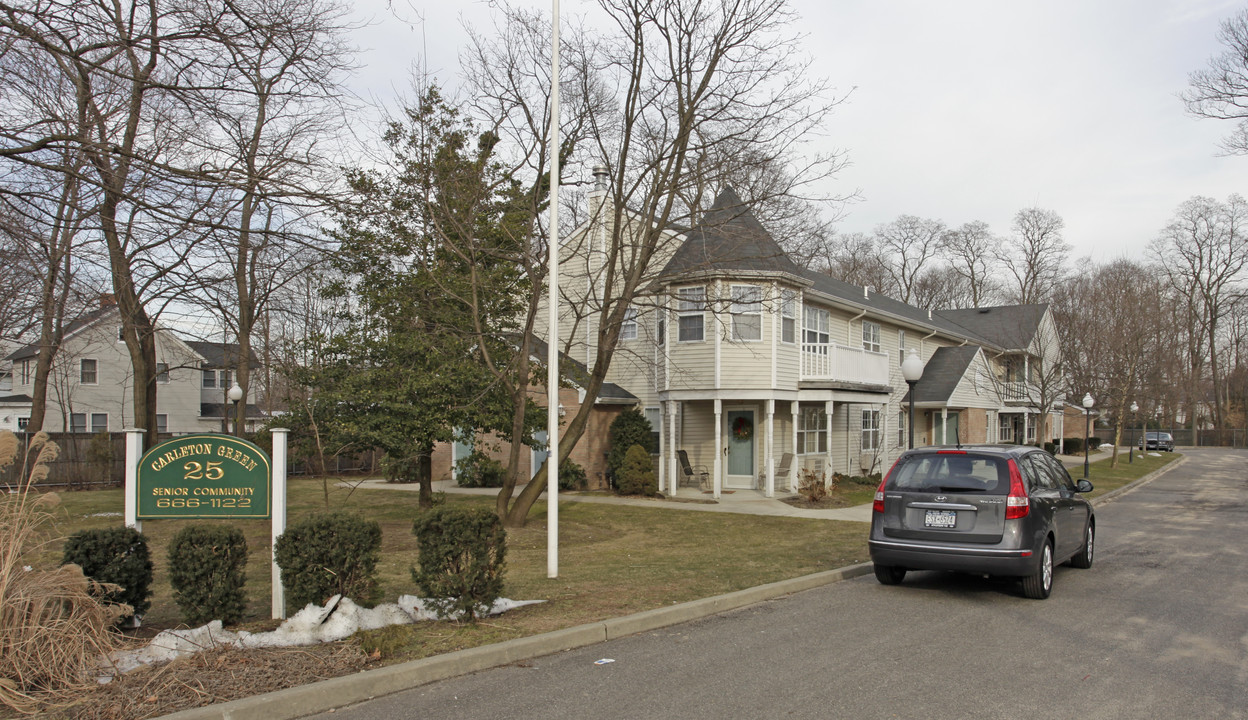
[868,444,1095,599]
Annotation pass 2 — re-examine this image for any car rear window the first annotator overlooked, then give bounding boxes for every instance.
[885,453,1010,494]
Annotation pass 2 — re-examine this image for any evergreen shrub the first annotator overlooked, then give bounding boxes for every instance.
[167,524,249,625]
[411,506,506,621]
[61,526,153,623]
[455,451,506,488]
[1088,436,1103,450]
[275,512,382,610]
[558,459,588,491]
[1063,437,1084,455]
[615,444,657,496]
[606,409,656,482]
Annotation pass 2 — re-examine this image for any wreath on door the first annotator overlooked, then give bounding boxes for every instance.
[732,416,753,441]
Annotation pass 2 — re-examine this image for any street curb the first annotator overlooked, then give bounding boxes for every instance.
[158,563,874,719]
[1089,453,1187,507]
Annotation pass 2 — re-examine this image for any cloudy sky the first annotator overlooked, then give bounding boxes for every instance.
[345,0,1246,262]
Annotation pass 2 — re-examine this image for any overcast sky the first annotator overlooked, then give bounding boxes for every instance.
[345,0,1246,262]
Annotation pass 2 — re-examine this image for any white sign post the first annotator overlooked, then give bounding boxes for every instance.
[123,429,144,532]
[270,428,288,619]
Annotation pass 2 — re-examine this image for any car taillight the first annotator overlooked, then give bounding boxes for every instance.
[873,459,900,513]
[1005,458,1029,519]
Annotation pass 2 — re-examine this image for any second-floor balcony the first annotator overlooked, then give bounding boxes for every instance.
[800,343,890,387]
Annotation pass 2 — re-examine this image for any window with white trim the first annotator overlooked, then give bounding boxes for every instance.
[20,359,31,385]
[677,287,705,342]
[898,329,906,363]
[90,413,108,433]
[156,414,168,434]
[657,311,666,346]
[862,321,881,353]
[781,290,796,343]
[80,359,98,385]
[999,414,1013,443]
[803,306,829,348]
[898,410,907,447]
[730,285,762,341]
[156,362,170,383]
[797,406,828,454]
[70,413,87,433]
[202,366,217,388]
[1026,414,1037,442]
[862,409,882,451]
[620,306,638,341]
[17,417,29,430]
[644,406,661,449]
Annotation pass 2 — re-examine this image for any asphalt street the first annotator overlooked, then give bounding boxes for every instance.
[305,448,1247,720]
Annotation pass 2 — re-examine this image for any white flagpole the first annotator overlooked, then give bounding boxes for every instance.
[546,0,561,579]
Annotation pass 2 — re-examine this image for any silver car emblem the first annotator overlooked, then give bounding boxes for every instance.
[935,495,948,502]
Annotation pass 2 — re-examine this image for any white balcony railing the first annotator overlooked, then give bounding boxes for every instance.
[1002,380,1030,401]
[800,343,890,386]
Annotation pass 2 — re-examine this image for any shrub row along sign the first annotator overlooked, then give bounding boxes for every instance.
[136,434,271,519]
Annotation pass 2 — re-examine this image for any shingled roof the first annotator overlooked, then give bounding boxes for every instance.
[904,345,981,404]
[658,188,805,278]
[936,305,1048,352]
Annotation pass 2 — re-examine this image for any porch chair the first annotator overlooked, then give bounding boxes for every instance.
[758,452,795,491]
[677,450,710,491]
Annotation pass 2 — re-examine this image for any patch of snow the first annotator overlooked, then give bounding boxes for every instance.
[102,595,543,678]
[85,512,123,518]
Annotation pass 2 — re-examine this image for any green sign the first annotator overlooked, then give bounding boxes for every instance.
[137,434,271,519]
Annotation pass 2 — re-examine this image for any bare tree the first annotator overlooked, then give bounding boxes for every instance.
[1151,194,1248,430]
[1183,7,1248,155]
[873,215,945,305]
[818,231,891,291]
[939,220,1001,308]
[997,207,1070,305]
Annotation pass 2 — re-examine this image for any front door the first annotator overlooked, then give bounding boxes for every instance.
[725,409,756,489]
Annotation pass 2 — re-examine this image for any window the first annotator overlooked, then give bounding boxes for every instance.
[862,321,881,353]
[677,286,705,342]
[730,285,762,341]
[17,417,29,430]
[156,362,169,383]
[781,290,796,344]
[90,413,108,433]
[898,329,906,363]
[620,306,638,341]
[80,359,98,384]
[70,413,87,433]
[1026,414,1037,443]
[20,359,32,385]
[117,327,124,342]
[999,414,1014,443]
[644,406,661,449]
[862,409,881,451]
[803,306,829,348]
[156,414,168,434]
[898,410,907,447]
[202,366,217,388]
[657,311,666,346]
[797,406,828,454]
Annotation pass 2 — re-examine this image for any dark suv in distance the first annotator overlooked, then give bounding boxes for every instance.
[1139,431,1175,452]
[868,444,1095,599]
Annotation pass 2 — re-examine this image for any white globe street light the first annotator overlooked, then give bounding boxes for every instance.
[901,349,925,450]
[1082,392,1095,479]
[228,383,244,437]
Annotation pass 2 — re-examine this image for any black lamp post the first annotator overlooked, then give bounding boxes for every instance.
[1129,401,1138,463]
[228,383,243,437]
[1082,392,1094,479]
[901,349,924,450]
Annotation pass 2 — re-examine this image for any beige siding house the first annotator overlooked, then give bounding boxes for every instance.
[548,186,1067,498]
[4,301,263,435]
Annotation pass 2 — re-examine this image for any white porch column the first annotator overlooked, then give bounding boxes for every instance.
[658,403,667,494]
[713,399,723,499]
[941,407,949,444]
[880,401,890,468]
[765,399,775,498]
[667,401,678,496]
[824,400,834,481]
[790,402,800,492]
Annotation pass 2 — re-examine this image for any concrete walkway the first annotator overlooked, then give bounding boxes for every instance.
[340,446,1127,525]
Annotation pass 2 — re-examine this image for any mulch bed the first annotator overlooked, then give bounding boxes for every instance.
[38,642,376,720]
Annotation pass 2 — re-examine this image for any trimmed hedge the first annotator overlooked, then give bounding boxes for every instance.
[615,444,658,496]
[167,524,249,626]
[606,409,656,482]
[61,526,153,622]
[275,512,382,610]
[411,506,506,621]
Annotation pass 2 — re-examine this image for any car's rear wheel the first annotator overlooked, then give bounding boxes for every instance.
[873,564,906,585]
[1069,522,1094,569]
[1021,541,1053,599]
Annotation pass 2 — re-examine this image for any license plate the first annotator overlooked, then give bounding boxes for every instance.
[925,510,957,528]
